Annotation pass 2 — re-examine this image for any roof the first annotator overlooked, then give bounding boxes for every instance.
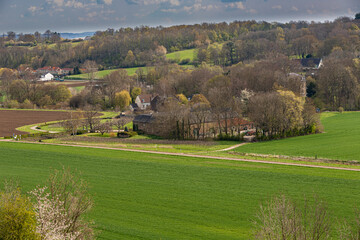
[296,58,322,68]
[138,94,153,104]
[133,114,154,123]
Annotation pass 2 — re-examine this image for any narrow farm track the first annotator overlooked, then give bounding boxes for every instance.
[215,143,248,151]
[12,141,360,172]
[30,125,59,134]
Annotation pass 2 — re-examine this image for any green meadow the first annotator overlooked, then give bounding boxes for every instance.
[66,67,148,80]
[65,48,197,80]
[166,48,195,62]
[235,112,360,161]
[1,142,360,239]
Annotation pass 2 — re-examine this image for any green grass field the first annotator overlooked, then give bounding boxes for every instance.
[166,49,195,62]
[65,67,148,80]
[1,142,360,239]
[235,112,360,161]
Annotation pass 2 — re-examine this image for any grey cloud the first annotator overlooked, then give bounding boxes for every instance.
[221,0,246,2]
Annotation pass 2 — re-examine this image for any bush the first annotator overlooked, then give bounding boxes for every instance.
[0,183,39,239]
[6,100,19,109]
[76,130,87,135]
[338,107,344,113]
[117,131,137,138]
[179,58,191,65]
[216,133,244,141]
[20,99,34,109]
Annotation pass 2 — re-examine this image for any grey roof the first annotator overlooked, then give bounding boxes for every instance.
[300,58,322,68]
[133,114,154,123]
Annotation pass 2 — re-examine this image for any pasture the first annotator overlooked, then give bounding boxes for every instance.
[66,67,148,80]
[1,141,360,239]
[235,112,360,161]
[166,48,195,62]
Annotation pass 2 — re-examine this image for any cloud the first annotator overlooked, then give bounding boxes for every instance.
[28,6,43,13]
[248,8,257,14]
[291,6,299,11]
[161,8,178,13]
[226,2,245,10]
[221,0,245,2]
[54,0,64,7]
[103,0,113,5]
[272,5,282,10]
[183,3,216,13]
[126,0,180,6]
[64,0,84,8]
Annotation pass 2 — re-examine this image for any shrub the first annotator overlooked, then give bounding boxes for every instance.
[0,182,39,240]
[76,130,87,135]
[20,99,34,109]
[338,107,344,113]
[179,58,191,65]
[117,131,138,138]
[216,133,244,141]
[6,100,19,109]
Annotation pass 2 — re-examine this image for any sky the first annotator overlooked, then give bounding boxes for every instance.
[0,0,359,33]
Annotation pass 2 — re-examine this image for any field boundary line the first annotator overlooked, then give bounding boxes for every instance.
[7,141,360,172]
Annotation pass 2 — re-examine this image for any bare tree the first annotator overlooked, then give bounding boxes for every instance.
[97,121,112,135]
[83,60,98,82]
[113,117,132,132]
[253,194,331,240]
[61,111,84,136]
[83,105,100,133]
[46,167,94,239]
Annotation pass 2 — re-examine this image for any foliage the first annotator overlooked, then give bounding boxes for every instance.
[114,90,131,111]
[176,94,188,105]
[216,133,244,141]
[130,87,141,102]
[248,90,315,140]
[235,112,360,160]
[0,182,39,240]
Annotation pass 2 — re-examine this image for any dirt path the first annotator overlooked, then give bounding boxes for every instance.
[216,143,248,152]
[30,125,59,134]
[6,141,360,172]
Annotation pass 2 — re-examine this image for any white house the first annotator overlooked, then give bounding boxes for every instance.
[39,73,54,82]
[135,94,154,110]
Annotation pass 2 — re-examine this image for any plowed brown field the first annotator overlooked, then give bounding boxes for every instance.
[0,110,68,137]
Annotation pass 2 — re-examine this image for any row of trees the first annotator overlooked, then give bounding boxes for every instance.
[0,17,358,69]
[248,91,321,140]
[61,108,132,136]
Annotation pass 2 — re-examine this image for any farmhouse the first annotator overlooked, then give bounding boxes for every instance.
[134,94,156,110]
[36,66,73,76]
[133,114,254,139]
[39,73,54,81]
[295,58,323,70]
